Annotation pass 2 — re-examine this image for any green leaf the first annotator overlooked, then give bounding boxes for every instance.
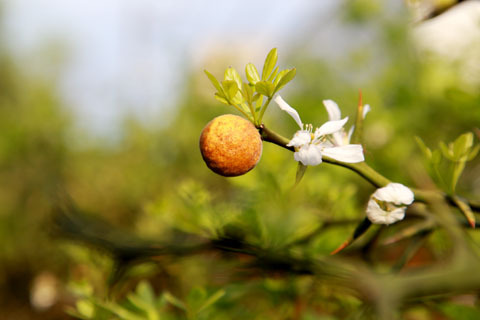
[331,218,372,255]
[294,163,307,188]
[262,48,278,80]
[352,217,372,240]
[256,94,264,112]
[439,303,480,320]
[273,68,296,94]
[104,303,145,320]
[76,300,95,318]
[224,67,242,91]
[273,69,289,87]
[231,91,245,106]
[242,82,253,104]
[267,66,279,82]
[439,141,454,160]
[221,80,239,101]
[467,144,480,161]
[255,81,274,97]
[414,136,432,159]
[214,93,229,105]
[136,281,155,305]
[198,289,225,313]
[245,63,260,84]
[451,160,466,193]
[164,292,187,311]
[204,70,223,93]
[239,102,252,115]
[127,294,153,315]
[187,287,207,314]
[65,308,91,320]
[453,132,473,160]
[431,149,442,165]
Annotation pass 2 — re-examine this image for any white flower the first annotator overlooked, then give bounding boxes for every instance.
[323,99,370,146]
[366,183,415,225]
[274,96,365,166]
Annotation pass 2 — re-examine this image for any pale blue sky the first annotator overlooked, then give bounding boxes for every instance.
[4,0,334,136]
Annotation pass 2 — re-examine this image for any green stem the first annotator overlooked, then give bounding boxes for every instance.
[232,103,254,122]
[322,158,391,188]
[258,124,390,187]
[258,124,293,151]
[246,101,257,123]
[257,124,465,206]
[256,96,272,126]
[451,195,476,228]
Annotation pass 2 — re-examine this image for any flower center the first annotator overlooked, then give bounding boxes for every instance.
[373,197,406,212]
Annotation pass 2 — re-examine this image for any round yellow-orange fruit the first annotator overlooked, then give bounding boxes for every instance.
[199,114,262,177]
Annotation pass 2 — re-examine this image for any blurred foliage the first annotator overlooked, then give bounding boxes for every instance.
[1,1,480,319]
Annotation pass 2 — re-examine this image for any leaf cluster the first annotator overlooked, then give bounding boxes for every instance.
[204,48,296,125]
[416,132,479,195]
[68,281,225,320]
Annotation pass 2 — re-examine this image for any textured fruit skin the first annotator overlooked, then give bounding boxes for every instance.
[199,114,262,177]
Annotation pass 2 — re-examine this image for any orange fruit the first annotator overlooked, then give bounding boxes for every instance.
[199,114,262,177]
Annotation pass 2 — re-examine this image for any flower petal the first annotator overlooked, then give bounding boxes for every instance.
[323,99,341,121]
[373,183,414,205]
[331,131,345,146]
[274,96,303,129]
[347,125,354,143]
[363,104,371,119]
[321,144,364,163]
[366,199,406,225]
[294,145,323,166]
[287,130,311,147]
[315,117,348,137]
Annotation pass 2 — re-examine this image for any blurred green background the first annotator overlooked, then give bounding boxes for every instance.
[1,0,479,319]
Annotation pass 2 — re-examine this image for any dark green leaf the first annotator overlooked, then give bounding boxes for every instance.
[352,218,372,240]
[439,303,480,320]
[331,218,371,255]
